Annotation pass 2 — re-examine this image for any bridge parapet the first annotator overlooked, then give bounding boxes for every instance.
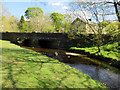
[1,32,68,40]
[1,32,113,50]
[1,32,69,49]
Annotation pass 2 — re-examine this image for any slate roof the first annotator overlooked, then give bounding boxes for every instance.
[71,17,94,25]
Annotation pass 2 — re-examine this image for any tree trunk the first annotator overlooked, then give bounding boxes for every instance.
[98,44,101,53]
[114,1,120,22]
[118,25,120,46]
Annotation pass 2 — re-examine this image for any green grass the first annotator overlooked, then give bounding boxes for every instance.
[1,40,106,88]
[71,42,120,61]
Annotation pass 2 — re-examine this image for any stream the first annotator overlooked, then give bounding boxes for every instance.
[22,46,120,89]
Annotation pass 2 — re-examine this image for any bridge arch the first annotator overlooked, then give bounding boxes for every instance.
[38,40,60,49]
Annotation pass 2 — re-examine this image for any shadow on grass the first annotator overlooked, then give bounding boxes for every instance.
[2,47,61,63]
[2,48,105,88]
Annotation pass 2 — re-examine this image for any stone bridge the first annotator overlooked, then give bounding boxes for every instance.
[1,32,112,50]
[1,32,69,49]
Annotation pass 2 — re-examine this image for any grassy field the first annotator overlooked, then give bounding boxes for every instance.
[71,42,120,61]
[1,40,106,88]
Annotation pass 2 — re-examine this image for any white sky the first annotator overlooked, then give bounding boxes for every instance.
[1,0,111,2]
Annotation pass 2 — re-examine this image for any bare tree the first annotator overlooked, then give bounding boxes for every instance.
[69,0,113,52]
[105,0,120,45]
[0,2,10,18]
[106,0,120,22]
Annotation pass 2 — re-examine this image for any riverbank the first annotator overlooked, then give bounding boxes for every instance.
[1,40,106,88]
[70,42,120,68]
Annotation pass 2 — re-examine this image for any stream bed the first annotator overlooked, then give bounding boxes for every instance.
[22,46,120,89]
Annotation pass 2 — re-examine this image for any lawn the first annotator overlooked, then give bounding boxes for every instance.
[71,42,120,61]
[1,40,106,88]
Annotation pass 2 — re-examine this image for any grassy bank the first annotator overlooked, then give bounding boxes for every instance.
[71,42,120,61]
[1,40,106,88]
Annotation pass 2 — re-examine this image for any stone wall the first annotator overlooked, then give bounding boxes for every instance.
[1,32,69,50]
[1,32,116,50]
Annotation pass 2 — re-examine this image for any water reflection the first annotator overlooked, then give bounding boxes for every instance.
[67,63,120,88]
[21,46,120,88]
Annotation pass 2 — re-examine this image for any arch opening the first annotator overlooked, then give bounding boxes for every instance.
[22,39,31,46]
[38,40,60,49]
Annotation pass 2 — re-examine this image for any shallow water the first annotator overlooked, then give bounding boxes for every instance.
[22,46,120,88]
[67,63,120,88]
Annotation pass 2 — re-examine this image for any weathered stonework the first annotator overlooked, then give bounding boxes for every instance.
[1,32,69,50]
[1,32,116,50]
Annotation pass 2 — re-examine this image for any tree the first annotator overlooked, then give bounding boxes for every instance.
[25,7,44,19]
[69,1,113,52]
[29,16,55,33]
[0,2,10,18]
[19,16,25,23]
[99,21,110,29]
[113,0,120,22]
[104,0,120,45]
[18,16,29,32]
[8,16,19,32]
[106,0,120,22]
[0,2,19,32]
[104,21,120,41]
[61,14,72,33]
[61,20,72,33]
[0,15,19,32]
[0,2,10,32]
[50,12,65,32]
[0,15,10,32]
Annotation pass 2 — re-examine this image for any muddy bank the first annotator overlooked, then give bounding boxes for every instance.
[67,49,120,69]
